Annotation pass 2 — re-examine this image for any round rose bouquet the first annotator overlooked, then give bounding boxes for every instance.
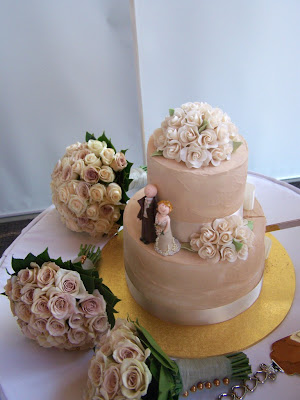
[2,248,119,350]
[152,102,243,169]
[51,132,133,236]
[182,215,255,263]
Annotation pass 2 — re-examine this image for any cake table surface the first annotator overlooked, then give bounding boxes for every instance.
[0,172,299,400]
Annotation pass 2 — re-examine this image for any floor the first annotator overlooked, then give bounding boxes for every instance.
[0,180,299,258]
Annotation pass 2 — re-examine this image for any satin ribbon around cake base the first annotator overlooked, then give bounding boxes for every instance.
[125,273,263,325]
[99,232,295,358]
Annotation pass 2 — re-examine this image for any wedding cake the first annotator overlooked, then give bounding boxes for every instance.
[123,102,266,325]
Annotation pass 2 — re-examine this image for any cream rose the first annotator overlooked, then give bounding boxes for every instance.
[178,125,199,146]
[212,218,232,233]
[162,140,181,161]
[72,159,85,175]
[62,165,78,181]
[99,166,115,183]
[168,107,186,127]
[86,203,100,220]
[237,243,249,260]
[220,244,238,262]
[120,359,152,399]
[198,243,220,264]
[102,363,121,399]
[90,183,106,202]
[216,123,230,145]
[101,148,115,166]
[199,224,219,244]
[55,269,88,299]
[68,195,88,217]
[66,141,81,155]
[18,320,36,340]
[218,231,233,246]
[154,127,168,150]
[106,183,122,204]
[79,289,106,318]
[37,262,59,290]
[95,217,113,234]
[198,128,218,149]
[210,146,230,167]
[85,153,102,167]
[51,160,62,179]
[48,292,76,319]
[73,148,91,161]
[189,232,201,251]
[88,139,107,157]
[46,316,68,336]
[110,152,127,172]
[234,225,254,246]
[58,184,70,204]
[82,166,100,184]
[76,181,90,199]
[112,206,121,222]
[185,109,203,126]
[180,143,212,169]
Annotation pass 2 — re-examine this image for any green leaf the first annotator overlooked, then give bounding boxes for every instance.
[198,119,208,134]
[36,248,51,263]
[180,242,196,252]
[232,141,243,152]
[1,292,7,297]
[247,220,254,231]
[121,149,128,155]
[140,165,147,172]
[97,131,117,152]
[169,108,174,116]
[151,150,163,157]
[149,358,161,381]
[233,239,243,251]
[86,132,96,142]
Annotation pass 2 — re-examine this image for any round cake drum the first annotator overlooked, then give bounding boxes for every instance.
[99,231,295,359]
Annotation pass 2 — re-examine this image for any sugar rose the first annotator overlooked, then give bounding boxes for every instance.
[199,224,219,244]
[198,243,220,264]
[162,140,181,161]
[153,128,168,150]
[220,244,238,262]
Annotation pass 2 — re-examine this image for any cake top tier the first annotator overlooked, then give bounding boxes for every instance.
[152,102,242,169]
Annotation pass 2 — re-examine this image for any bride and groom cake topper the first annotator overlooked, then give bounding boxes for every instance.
[137,184,180,256]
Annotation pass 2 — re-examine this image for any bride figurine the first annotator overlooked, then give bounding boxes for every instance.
[154,200,181,256]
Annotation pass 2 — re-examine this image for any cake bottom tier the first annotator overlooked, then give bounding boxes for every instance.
[123,189,266,325]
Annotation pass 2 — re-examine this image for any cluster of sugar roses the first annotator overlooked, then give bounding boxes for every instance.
[3,249,119,351]
[153,102,242,169]
[51,132,133,237]
[186,215,255,263]
[84,319,182,400]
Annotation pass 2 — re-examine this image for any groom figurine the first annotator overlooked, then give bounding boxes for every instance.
[137,184,157,244]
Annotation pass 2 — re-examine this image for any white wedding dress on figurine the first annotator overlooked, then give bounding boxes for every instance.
[154,214,180,256]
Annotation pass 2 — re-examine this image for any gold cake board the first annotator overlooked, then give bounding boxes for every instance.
[99,231,295,359]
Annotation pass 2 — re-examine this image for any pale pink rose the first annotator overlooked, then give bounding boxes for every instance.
[198,243,220,263]
[67,180,79,194]
[29,314,48,333]
[51,160,62,180]
[102,363,121,399]
[68,195,88,217]
[68,326,89,345]
[37,262,59,290]
[85,153,102,167]
[120,359,152,399]
[46,316,68,336]
[199,224,219,244]
[36,333,53,348]
[73,149,91,161]
[189,232,201,251]
[180,143,212,168]
[93,387,110,400]
[220,244,238,262]
[90,183,107,202]
[86,203,100,220]
[110,152,127,172]
[198,128,218,149]
[61,156,73,168]
[18,267,38,285]
[237,244,249,260]
[65,217,82,232]
[88,140,107,157]
[99,204,114,218]
[153,128,168,150]
[48,292,76,319]
[178,125,199,146]
[83,166,100,184]
[66,141,82,155]
[15,302,32,322]
[112,318,136,334]
[4,277,13,297]
[212,218,232,233]
[218,231,233,246]
[88,353,107,386]
[20,283,38,304]
[99,166,115,183]
[11,277,22,301]
[162,140,181,161]
[106,183,122,204]
[72,159,85,175]
[113,339,150,363]
[76,181,90,199]
[83,378,96,400]
[55,269,88,299]
[17,319,37,340]
[94,218,113,234]
[46,332,68,348]
[101,148,115,166]
[31,290,51,318]
[87,314,109,333]
[58,184,70,204]
[69,311,85,328]
[234,226,255,246]
[79,290,106,318]
[62,165,78,181]
[10,299,16,316]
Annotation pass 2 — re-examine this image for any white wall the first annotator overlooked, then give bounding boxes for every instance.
[0,0,143,217]
[135,0,300,179]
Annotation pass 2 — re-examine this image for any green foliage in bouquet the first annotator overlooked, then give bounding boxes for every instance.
[7,248,120,327]
[133,320,183,400]
[85,131,133,227]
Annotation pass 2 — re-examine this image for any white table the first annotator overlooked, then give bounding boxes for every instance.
[0,173,300,400]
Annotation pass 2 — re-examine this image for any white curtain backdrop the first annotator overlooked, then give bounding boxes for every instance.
[134,0,300,180]
[1,0,299,217]
[0,0,143,217]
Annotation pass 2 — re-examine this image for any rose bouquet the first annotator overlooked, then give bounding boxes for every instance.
[51,132,133,237]
[2,248,119,350]
[181,215,255,263]
[84,318,251,400]
[152,102,243,169]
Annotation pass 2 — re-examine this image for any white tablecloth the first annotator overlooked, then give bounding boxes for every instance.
[0,173,300,400]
